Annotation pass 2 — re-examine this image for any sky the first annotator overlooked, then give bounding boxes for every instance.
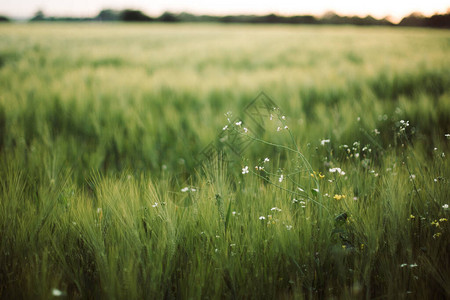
[1,0,449,22]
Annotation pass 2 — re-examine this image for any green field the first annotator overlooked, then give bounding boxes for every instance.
[0,23,449,299]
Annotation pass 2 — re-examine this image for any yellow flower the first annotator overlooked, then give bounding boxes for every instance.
[333,194,346,201]
[431,220,439,227]
[319,172,325,179]
[360,244,365,250]
[439,218,447,222]
[409,215,415,220]
[433,232,441,239]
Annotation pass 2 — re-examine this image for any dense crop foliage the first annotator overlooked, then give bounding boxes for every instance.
[0,23,449,299]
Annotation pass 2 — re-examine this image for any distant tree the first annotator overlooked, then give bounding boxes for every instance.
[347,15,378,26]
[157,12,180,22]
[30,10,46,22]
[379,17,394,26]
[245,14,319,24]
[96,9,121,21]
[121,10,153,22]
[427,13,450,28]
[175,12,221,23]
[0,16,10,22]
[218,15,260,23]
[259,14,283,23]
[398,12,427,27]
[321,11,346,24]
[197,15,220,22]
[219,15,236,23]
[318,11,392,26]
[288,15,318,24]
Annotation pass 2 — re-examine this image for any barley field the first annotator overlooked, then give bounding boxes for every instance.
[0,23,449,299]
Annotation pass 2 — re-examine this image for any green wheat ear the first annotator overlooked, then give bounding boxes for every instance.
[215,193,225,223]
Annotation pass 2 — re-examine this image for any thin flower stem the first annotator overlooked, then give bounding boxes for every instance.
[233,126,325,212]
[250,170,330,213]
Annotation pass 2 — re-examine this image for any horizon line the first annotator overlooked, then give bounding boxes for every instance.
[2,7,450,23]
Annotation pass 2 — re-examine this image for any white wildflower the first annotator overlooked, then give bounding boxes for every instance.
[321,139,330,146]
[52,289,63,297]
[400,120,409,126]
[242,166,249,174]
[329,167,345,176]
[235,121,242,126]
[259,216,266,220]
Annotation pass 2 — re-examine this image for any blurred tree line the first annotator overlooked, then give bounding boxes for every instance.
[20,9,450,28]
[398,12,450,28]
